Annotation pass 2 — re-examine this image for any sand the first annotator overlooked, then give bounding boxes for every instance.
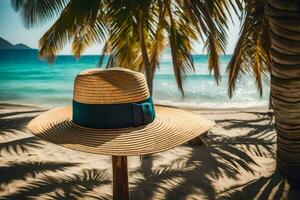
[0,103,299,199]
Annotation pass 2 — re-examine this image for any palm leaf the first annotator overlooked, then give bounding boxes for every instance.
[103,0,140,69]
[166,0,196,95]
[39,0,107,62]
[191,1,227,83]
[102,0,158,73]
[72,19,107,58]
[184,0,242,84]
[11,0,69,28]
[149,1,167,75]
[137,1,158,93]
[227,0,270,97]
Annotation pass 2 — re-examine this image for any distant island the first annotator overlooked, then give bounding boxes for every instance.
[0,37,35,50]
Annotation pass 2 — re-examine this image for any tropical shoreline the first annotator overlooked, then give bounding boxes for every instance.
[0,51,270,111]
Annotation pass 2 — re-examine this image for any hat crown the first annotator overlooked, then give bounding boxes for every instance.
[73,68,150,104]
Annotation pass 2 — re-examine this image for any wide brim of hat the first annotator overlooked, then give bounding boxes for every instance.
[27,106,214,156]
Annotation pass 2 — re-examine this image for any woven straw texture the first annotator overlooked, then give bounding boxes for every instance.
[27,106,214,156]
[74,68,149,104]
[27,67,215,155]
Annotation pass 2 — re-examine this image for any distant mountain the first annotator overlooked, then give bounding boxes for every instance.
[0,37,13,49]
[0,37,33,50]
[13,43,32,49]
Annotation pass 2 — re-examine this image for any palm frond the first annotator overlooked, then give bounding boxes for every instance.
[198,1,226,83]
[166,0,196,95]
[102,0,157,73]
[149,1,167,75]
[71,0,107,57]
[39,0,107,62]
[72,19,107,58]
[103,0,140,69]
[227,0,270,97]
[184,0,242,84]
[229,0,243,20]
[11,0,69,28]
[137,1,160,93]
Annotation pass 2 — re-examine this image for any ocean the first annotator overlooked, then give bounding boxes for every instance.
[0,49,270,109]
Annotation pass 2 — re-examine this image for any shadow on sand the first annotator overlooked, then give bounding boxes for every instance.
[0,106,112,199]
[0,108,45,155]
[218,170,300,200]
[0,162,111,200]
[128,111,299,200]
[0,107,299,199]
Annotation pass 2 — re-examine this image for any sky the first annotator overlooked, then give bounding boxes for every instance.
[0,0,240,55]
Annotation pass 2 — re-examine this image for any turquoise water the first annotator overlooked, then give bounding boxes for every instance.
[0,50,270,108]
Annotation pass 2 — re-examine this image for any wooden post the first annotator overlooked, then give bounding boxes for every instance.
[112,156,130,200]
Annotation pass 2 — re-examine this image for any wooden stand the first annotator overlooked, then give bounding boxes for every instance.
[112,156,130,200]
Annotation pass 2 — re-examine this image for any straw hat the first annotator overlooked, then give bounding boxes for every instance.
[27,68,214,156]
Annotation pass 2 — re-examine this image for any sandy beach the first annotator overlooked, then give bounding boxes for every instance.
[0,103,299,199]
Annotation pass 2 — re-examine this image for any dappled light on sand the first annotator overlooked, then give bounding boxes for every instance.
[1,104,299,199]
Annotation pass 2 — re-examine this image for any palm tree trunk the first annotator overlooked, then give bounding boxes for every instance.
[266,0,300,180]
[138,10,154,95]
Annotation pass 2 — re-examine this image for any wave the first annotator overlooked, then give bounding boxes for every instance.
[155,99,269,109]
